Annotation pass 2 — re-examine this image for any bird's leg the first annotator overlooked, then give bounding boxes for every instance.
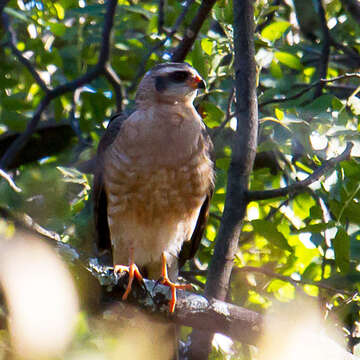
[160,252,192,313]
[114,248,143,301]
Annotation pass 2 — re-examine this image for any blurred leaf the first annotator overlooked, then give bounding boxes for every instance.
[274,51,303,70]
[251,220,293,252]
[201,38,213,56]
[201,101,224,127]
[333,226,350,273]
[261,21,290,41]
[190,40,208,80]
[49,22,67,37]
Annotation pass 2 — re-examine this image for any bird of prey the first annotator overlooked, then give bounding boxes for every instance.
[94,62,214,312]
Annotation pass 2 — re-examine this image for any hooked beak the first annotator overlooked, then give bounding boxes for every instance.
[187,75,206,90]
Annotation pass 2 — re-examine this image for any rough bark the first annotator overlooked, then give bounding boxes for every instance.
[188,0,259,357]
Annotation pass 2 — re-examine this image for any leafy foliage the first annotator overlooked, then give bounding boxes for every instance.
[0,0,360,358]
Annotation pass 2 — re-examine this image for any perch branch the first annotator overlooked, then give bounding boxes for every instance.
[0,206,264,346]
[247,142,353,201]
[93,268,263,346]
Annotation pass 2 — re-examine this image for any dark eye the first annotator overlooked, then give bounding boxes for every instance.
[168,71,189,83]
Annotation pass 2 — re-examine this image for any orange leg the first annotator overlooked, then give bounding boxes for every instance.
[114,248,143,301]
[160,252,192,313]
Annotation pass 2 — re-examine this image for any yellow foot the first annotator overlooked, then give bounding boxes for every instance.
[114,263,143,300]
[160,253,193,313]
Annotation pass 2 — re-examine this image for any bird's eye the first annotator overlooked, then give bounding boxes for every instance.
[168,71,189,83]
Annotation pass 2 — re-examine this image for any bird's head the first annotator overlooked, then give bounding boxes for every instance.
[135,62,205,106]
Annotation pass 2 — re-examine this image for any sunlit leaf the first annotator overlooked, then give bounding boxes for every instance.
[274,51,303,70]
[252,220,293,252]
[261,21,290,41]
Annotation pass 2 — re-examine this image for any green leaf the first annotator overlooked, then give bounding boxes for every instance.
[49,22,66,37]
[261,21,290,41]
[54,3,65,20]
[201,38,213,56]
[302,94,334,114]
[275,108,284,120]
[252,220,293,252]
[270,60,283,78]
[200,101,224,127]
[302,262,321,280]
[190,40,208,80]
[275,52,303,70]
[333,226,350,273]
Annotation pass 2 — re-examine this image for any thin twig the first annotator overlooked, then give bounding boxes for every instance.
[247,142,353,201]
[255,0,281,33]
[259,73,360,107]
[213,87,235,137]
[104,63,124,113]
[235,266,353,296]
[0,168,21,192]
[171,0,217,62]
[182,266,353,296]
[0,0,118,169]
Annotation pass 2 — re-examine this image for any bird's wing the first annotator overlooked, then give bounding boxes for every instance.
[178,128,215,269]
[93,112,129,254]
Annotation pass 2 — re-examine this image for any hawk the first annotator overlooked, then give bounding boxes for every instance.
[94,62,214,312]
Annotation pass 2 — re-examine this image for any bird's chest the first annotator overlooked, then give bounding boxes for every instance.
[104,146,212,225]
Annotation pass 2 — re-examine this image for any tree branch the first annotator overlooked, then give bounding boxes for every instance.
[235,266,353,296]
[259,73,360,108]
[1,13,49,92]
[314,0,331,98]
[247,142,353,201]
[0,168,21,192]
[189,0,259,357]
[171,0,217,62]
[0,0,118,169]
[99,273,263,346]
[0,204,263,348]
[104,63,124,113]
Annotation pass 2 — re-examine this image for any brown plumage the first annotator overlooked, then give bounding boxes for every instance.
[94,62,214,312]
